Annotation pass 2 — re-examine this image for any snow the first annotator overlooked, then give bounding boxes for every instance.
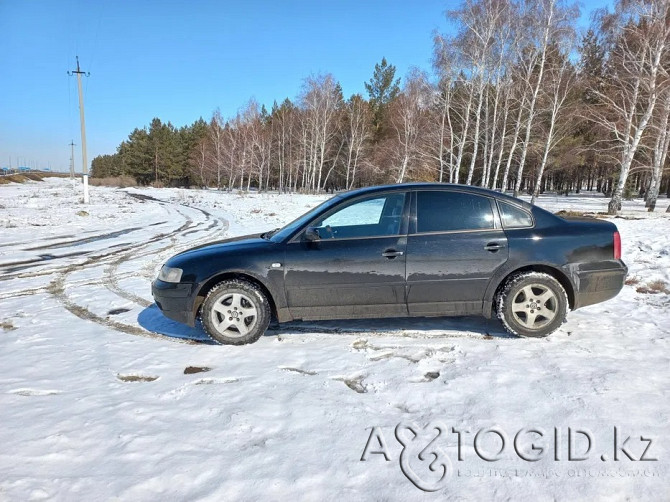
[1,178,669,501]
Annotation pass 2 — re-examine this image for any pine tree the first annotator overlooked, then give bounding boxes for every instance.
[364,57,400,135]
[578,29,606,105]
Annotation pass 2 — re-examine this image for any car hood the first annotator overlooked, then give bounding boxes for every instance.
[167,233,272,264]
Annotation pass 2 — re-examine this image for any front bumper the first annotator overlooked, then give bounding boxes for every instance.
[151,279,196,326]
[573,261,628,309]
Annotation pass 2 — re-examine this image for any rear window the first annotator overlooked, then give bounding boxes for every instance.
[416,191,494,233]
[498,201,533,228]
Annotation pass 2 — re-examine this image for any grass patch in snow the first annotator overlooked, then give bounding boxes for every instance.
[117,374,159,382]
[0,172,68,185]
[636,280,670,295]
[1,321,17,332]
[280,367,317,376]
[184,366,211,374]
[625,276,641,286]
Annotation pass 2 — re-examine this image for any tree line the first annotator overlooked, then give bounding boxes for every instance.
[91,0,670,214]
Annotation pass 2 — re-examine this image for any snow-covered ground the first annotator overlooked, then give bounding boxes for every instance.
[0,178,668,501]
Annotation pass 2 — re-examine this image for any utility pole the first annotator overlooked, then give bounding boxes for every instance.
[69,140,76,182]
[68,56,90,203]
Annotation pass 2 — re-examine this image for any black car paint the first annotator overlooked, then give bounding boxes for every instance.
[152,183,627,329]
[284,234,409,320]
[405,189,510,315]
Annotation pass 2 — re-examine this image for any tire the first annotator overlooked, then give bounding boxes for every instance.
[496,272,568,338]
[201,279,271,345]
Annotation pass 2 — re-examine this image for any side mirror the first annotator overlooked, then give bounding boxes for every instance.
[304,227,321,241]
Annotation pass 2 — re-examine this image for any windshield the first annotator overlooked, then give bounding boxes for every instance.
[269,195,344,242]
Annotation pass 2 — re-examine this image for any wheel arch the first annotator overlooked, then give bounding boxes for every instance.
[194,272,278,321]
[490,264,575,314]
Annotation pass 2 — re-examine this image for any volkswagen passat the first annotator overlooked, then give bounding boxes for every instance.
[152,184,627,344]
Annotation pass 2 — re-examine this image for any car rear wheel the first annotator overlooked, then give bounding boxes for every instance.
[496,272,568,338]
[201,279,271,345]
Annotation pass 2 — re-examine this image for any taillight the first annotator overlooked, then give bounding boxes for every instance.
[613,231,621,260]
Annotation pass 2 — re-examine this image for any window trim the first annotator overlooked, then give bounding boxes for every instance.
[410,189,500,235]
[495,200,535,229]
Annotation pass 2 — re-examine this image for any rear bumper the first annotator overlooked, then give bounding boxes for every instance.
[573,261,627,309]
[151,279,196,326]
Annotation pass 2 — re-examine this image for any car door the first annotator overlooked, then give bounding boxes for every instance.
[283,191,409,320]
[406,189,509,316]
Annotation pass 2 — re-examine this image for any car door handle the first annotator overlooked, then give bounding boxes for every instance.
[484,242,505,252]
[382,249,404,258]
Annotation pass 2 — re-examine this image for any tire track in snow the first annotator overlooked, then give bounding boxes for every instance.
[45,194,227,343]
[0,198,194,285]
[99,202,227,311]
[46,272,198,344]
[22,226,146,251]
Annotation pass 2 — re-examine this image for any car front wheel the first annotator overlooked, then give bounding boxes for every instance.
[496,272,568,337]
[201,279,271,345]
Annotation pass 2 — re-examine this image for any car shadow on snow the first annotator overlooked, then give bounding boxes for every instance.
[137,304,216,344]
[137,303,515,344]
[270,315,515,340]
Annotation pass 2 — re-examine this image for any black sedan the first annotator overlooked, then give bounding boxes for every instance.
[152,183,627,344]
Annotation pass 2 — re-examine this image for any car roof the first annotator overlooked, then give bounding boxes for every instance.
[339,183,532,208]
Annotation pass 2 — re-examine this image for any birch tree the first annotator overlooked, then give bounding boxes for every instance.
[271,99,295,193]
[193,137,209,187]
[343,94,372,189]
[209,109,225,189]
[419,75,455,183]
[645,90,670,211]
[390,72,427,183]
[513,0,578,196]
[531,48,576,204]
[499,83,527,191]
[490,76,514,189]
[299,74,342,191]
[450,0,505,186]
[588,0,670,214]
[482,1,517,188]
[434,33,475,185]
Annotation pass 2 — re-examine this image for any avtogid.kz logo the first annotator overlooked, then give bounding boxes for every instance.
[395,422,452,491]
[360,422,658,492]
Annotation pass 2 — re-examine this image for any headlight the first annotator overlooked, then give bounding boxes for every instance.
[158,266,183,283]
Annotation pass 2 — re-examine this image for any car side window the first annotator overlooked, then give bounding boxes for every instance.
[416,191,494,233]
[498,201,533,228]
[312,193,405,239]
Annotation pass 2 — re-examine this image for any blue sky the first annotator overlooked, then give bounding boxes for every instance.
[0,0,610,171]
